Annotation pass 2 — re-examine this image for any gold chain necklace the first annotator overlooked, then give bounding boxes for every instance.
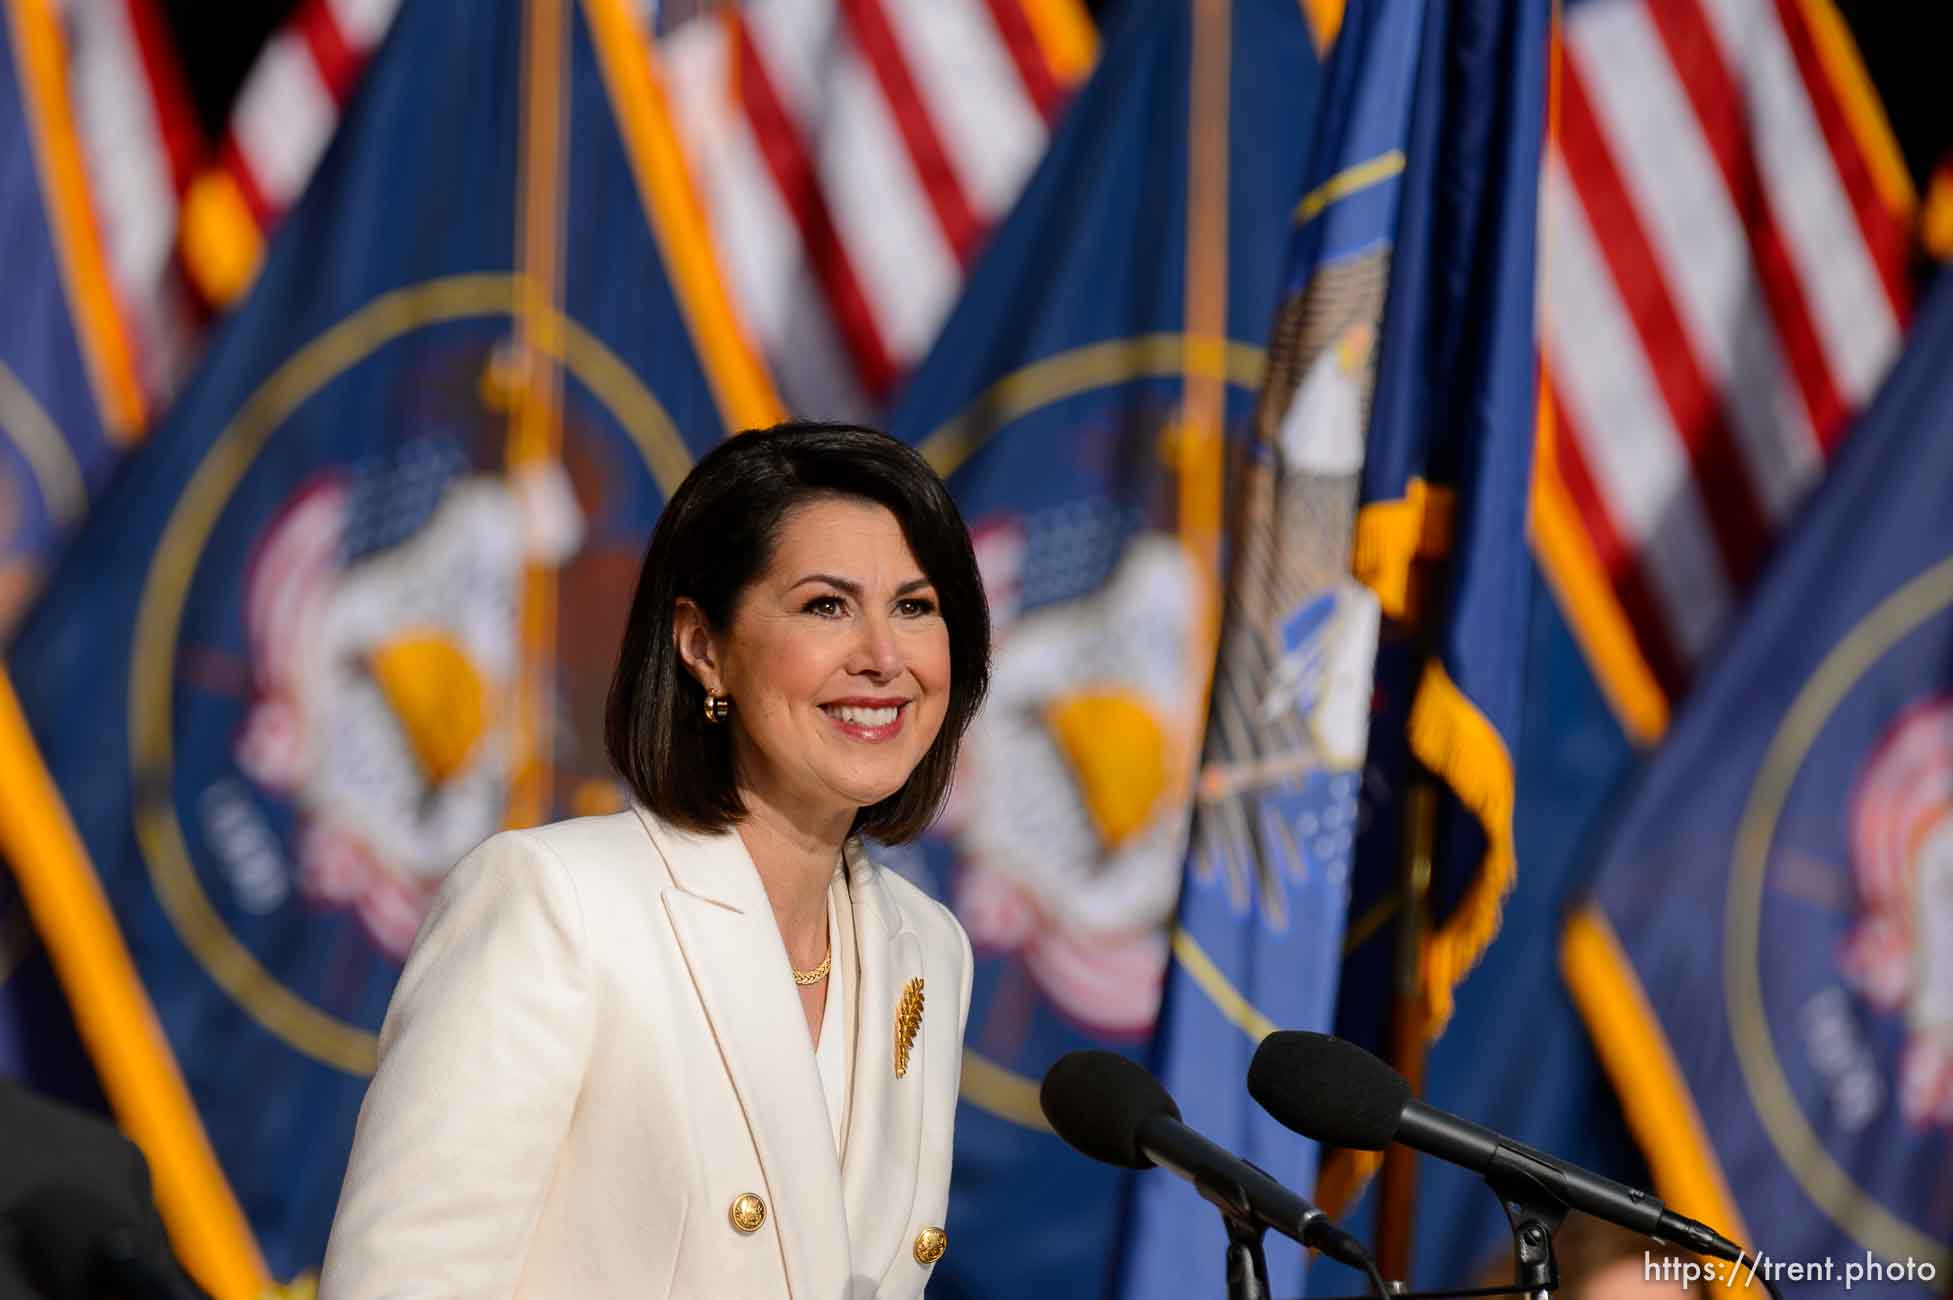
[791,950,832,986]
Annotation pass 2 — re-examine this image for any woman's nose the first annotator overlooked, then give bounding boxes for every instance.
[850,613,903,679]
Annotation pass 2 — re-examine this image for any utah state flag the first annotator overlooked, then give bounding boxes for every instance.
[3,0,777,1290]
[1567,276,1953,1294]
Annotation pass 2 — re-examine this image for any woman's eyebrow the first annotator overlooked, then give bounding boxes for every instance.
[788,575,934,595]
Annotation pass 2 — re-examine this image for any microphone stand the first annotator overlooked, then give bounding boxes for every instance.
[1148,1145,1380,1299]
[1171,1155,1281,1296]
[1184,1162,1273,1300]
[1223,1215,1274,1300]
[1484,1147,1567,1300]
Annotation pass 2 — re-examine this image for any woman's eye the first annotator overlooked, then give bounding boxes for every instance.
[896,597,938,617]
[803,595,846,617]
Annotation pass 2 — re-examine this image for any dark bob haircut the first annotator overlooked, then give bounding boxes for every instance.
[605,421,991,843]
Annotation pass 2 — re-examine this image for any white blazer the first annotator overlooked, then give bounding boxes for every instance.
[319,807,973,1299]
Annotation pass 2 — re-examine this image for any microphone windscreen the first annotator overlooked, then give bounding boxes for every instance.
[1248,1031,1408,1150]
[1039,1050,1181,1170]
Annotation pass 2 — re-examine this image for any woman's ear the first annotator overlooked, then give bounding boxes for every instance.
[672,598,722,692]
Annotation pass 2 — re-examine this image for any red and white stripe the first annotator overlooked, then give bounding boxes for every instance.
[59,0,400,406]
[662,0,1087,420]
[244,478,347,696]
[213,0,401,235]
[1543,0,1911,695]
[59,0,204,403]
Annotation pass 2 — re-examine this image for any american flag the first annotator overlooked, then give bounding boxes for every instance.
[59,0,403,407]
[59,0,205,405]
[1539,0,1914,726]
[184,0,404,303]
[661,0,1094,421]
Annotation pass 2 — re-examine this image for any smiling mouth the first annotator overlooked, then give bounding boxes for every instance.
[820,701,908,739]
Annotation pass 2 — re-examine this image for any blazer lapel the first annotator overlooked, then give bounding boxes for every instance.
[636,810,851,1300]
[841,844,926,1286]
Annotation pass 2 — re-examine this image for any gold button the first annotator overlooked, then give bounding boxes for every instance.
[729,1193,766,1233]
[913,1226,947,1265]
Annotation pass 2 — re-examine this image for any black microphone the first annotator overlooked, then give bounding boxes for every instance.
[1247,1031,1745,1264]
[13,1180,210,1300]
[1039,1049,1375,1273]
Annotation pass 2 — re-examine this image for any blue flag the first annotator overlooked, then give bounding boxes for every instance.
[0,0,149,1115]
[1330,2,1925,1290]
[1567,273,1953,1295]
[1301,0,1548,1244]
[1119,0,1427,1294]
[1348,0,1548,1030]
[881,0,1324,1291]
[1328,568,1649,1290]
[0,0,145,638]
[4,0,777,1287]
[1325,1,1550,1229]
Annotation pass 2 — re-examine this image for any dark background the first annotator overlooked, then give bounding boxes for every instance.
[157,0,1950,199]
[1830,0,1949,193]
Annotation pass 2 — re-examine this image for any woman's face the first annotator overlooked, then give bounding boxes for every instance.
[679,497,952,829]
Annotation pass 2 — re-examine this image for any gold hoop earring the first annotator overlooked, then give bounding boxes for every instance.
[704,691,730,724]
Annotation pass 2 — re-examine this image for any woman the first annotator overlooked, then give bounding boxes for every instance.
[320,422,990,1300]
